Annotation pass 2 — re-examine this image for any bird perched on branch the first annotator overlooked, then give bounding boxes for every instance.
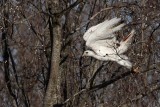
[82,17,135,69]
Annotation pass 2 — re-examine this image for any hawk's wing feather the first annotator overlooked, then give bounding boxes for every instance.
[84,18,124,48]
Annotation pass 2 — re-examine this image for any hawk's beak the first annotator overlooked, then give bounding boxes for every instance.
[82,53,86,57]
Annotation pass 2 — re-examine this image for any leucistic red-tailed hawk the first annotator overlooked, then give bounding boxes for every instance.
[82,17,135,69]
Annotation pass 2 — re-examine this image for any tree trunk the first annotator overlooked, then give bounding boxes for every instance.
[44,0,62,107]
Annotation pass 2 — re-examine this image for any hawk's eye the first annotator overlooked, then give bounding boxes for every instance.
[86,52,88,54]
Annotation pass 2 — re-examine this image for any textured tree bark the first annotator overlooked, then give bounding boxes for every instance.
[44,0,62,107]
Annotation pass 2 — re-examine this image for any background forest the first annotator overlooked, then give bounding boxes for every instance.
[0,0,160,107]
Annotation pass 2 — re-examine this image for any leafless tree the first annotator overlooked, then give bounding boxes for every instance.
[0,0,160,107]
